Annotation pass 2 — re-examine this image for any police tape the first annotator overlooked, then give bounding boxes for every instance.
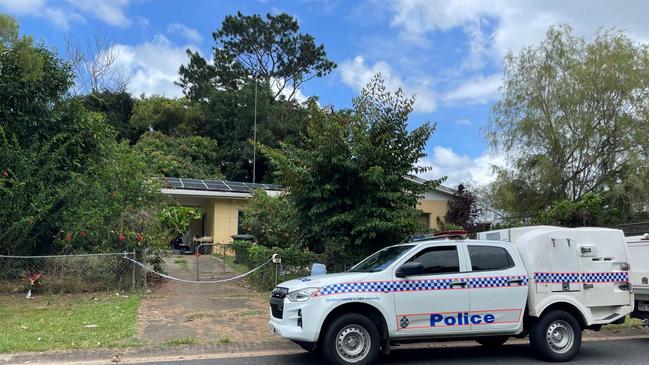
[122,255,273,284]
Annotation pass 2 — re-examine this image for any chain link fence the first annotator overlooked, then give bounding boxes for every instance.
[0,252,143,295]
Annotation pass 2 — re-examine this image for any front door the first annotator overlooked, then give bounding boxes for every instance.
[393,244,471,335]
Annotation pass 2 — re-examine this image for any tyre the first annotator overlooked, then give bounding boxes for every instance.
[321,313,380,365]
[529,310,582,362]
[476,336,508,347]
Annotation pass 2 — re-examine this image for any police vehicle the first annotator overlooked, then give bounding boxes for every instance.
[626,234,649,325]
[269,226,632,365]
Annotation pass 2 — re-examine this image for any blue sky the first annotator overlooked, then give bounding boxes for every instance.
[3,0,649,186]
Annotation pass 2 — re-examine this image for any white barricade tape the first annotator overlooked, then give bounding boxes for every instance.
[123,256,273,284]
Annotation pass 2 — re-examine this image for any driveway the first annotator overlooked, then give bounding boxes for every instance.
[137,254,280,345]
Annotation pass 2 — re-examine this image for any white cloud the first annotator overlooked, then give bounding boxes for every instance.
[456,119,472,126]
[391,0,649,61]
[66,0,131,28]
[111,35,194,97]
[167,23,203,44]
[0,0,46,13]
[339,55,436,113]
[417,146,506,187]
[443,73,502,105]
[0,0,83,29]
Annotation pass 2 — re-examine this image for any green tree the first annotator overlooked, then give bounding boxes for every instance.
[0,14,44,82]
[78,91,139,143]
[195,81,310,181]
[241,190,297,248]
[178,12,335,101]
[262,75,442,259]
[129,96,204,137]
[133,131,223,179]
[0,17,165,255]
[486,25,649,223]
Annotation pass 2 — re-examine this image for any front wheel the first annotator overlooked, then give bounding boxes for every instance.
[321,313,380,365]
[529,310,582,362]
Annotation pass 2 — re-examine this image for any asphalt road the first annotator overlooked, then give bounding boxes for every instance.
[137,338,649,365]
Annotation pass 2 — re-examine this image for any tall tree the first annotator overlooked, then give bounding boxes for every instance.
[261,75,442,259]
[486,25,649,223]
[133,131,223,179]
[178,12,336,101]
[78,91,138,143]
[65,32,129,94]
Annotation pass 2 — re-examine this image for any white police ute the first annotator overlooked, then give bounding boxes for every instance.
[626,234,649,325]
[269,226,632,365]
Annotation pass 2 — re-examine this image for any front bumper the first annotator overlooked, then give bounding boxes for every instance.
[268,299,322,343]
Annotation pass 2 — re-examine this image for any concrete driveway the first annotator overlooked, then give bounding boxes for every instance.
[137,254,280,345]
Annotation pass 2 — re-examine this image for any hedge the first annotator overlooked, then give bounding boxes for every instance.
[231,241,328,291]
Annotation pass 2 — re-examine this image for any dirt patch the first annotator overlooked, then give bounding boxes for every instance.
[136,254,279,345]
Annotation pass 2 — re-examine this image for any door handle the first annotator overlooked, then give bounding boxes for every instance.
[508,279,524,285]
[451,281,467,288]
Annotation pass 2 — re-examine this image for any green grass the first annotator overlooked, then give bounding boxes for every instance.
[163,337,196,346]
[173,258,190,272]
[222,256,250,275]
[603,317,645,331]
[0,293,141,353]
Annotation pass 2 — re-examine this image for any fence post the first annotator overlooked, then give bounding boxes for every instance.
[131,249,136,290]
[143,248,148,290]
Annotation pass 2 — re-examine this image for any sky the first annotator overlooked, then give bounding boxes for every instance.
[2,0,649,187]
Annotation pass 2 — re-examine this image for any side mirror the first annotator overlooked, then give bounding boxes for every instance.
[396,262,424,278]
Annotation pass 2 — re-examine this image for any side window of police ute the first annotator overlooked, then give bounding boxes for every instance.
[468,245,514,271]
[407,245,460,275]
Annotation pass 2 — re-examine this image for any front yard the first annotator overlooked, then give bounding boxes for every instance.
[0,293,141,352]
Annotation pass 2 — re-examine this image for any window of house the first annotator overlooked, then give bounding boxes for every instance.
[468,245,514,271]
[407,245,459,274]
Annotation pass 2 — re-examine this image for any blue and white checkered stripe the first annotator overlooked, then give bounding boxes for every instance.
[468,275,528,288]
[317,275,528,296]
[534,272,628,283]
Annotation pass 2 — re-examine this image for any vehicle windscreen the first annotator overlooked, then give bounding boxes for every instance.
[348,245,415,273]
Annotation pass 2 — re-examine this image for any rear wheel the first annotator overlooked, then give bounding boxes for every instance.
[529,310,582,362]
[321,313,380,365]
[476,336,508,347]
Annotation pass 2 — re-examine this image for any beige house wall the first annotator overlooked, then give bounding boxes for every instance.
[417,199,448,230]
[195,193,452,244]
[207,198,248,244]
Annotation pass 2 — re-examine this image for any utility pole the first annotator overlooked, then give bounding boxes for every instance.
[252,75,258,183]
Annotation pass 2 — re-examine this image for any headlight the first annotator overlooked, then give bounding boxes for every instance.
[286,288,319,302]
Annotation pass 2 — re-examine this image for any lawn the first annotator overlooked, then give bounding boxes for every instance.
[0,293,141,353]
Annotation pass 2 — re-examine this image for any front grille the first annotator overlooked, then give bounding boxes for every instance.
[270,287,288,319]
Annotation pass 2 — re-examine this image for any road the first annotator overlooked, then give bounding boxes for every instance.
[136,338,649,365]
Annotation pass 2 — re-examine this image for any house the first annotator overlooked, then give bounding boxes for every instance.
[161,177,456,244]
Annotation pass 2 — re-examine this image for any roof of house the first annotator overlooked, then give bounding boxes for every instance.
[162,176,456,199]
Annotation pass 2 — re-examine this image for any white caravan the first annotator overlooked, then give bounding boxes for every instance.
[269,226,632,365]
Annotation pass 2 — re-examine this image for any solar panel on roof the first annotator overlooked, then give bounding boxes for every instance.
[204,181,230,191]
[181,178,205,190]
[164,177,183,188]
